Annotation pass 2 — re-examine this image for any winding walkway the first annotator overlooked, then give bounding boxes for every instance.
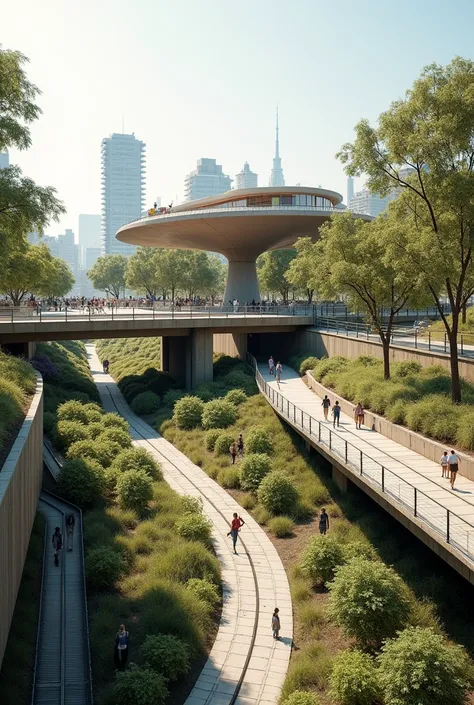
[86,346,292,705]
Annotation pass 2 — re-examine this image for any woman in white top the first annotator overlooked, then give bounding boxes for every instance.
[448,450,461,489]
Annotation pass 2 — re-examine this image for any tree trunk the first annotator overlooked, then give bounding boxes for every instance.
[448,330,462,403]
[382,337,391,380]
[462,302,467,325]
[307,289,314,304]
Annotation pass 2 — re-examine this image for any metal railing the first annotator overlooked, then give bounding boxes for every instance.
[136,203,345,222]
[247,353,474,564]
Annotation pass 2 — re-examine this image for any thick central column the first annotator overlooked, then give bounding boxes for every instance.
[224,259,260,305]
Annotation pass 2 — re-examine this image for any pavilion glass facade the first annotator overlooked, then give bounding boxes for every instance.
[200,193,334,210]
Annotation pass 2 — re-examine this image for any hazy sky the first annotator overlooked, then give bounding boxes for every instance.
[4,0,474,236]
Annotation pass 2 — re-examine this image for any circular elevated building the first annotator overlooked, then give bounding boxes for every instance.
[117,186,368,302]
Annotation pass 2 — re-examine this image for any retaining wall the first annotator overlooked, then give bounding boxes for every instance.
[0,374,43,668]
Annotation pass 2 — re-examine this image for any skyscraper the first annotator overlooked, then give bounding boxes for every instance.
[269,108,285,187]
[101,133,146,255]
[184,158,232,201]
[78,214,101,266]
[0,151,9,169]
[235,162,258,189]
[348,189,396,217]
[347,176,354,205]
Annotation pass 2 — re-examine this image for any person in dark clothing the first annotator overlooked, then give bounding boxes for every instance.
[114,624,129,670]
[332,401,341,428]
[319,508,329,535]
[237,434,244,456]
[103,359,110,373]
[229,442,237,465]
[52,527,63,566]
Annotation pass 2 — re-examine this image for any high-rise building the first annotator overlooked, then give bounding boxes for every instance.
[348,189,397,217]
[347,176,354,205]
[101,133,146,255]
[184,158,232,202]
[78,214,101,266]
[269,108,285,187]
[235,162,258,190]
[85,247,101,271]
[0,151,9,169]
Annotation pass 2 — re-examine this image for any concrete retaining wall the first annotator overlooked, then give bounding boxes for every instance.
[0,374,43,668]
[213,333,248,359]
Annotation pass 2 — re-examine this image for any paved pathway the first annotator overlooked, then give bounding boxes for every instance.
[259,363,474,564]
[86,346,292,705]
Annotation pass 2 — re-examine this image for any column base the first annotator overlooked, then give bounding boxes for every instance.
[224,260,260,305]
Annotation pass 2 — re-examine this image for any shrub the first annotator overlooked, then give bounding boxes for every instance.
[181,495,204,515]
[258,472,299,514]
[300,535,345,586]
[101,412,129,432]
[114,666,168,705]
[240,453,272,491]
[57,399,92,424]
[85,545,125,589]
[378,627,472,705]
[281,643,332,699]
[268,516,294,537]
[386,399,409,424]
[110,447,161,478]
[217,468,241,489]
[214,432,235,456]
[176,513,212,545]
[56,420,89,450]
[66,439,122,467]
[87,421,104,439]
[405,395,454,437]
[131,391,161,415]
[123,382,148,402]
[194,383,223,402]
[57,458,105,506]
[186,578,220,608]
[456,410,474,450]
[158,542,220,585]
[104,466,121,493]
[223,370,251,388]
[392,360,422,378]
[202,399,238,429]
[312,356,349,382]
[173,396,204,429]
[224,388,247,405]
[43,411,57,436]
[141,634,190,681]
[116,469,154,512]
[97,427,132,448]
[328,557,411,647]
[329,649,381,705]
[282,691,320,705]
[82,402,104,423]
[246,426,274,454]
[299,356,320,375]
[162,389,185,409]
[205,429,221,451]
[342,540,378,563]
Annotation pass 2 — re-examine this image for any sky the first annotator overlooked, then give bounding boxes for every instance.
[4,0,474,237]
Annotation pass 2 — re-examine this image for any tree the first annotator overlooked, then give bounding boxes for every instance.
[285,237,317,303]
[257,249,296,302]
[338,57,474,401]
[40,257,75,299]
[160,249,190,302]
[317,211,428,379]
[126,247,164,299]
[0,48,65,273]
[88,254,127,298]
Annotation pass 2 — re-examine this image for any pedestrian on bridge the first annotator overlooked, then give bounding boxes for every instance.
[440,451,449,479]
[66,513,75,551]
[227,512,245,554]
[322,395,331,420]
[114,624,130,670]
[354,402,365,429]
[332,401,341,428]
[275,361,283,387]
[448,450,461,490]
[52,526,63,566]
[268,356,275,375]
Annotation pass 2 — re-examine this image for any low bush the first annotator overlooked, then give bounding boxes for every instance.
[300,535,345,586]
[205,429,221,451]
[214,432,235,456]
[141,634,190,681]
[173,396,204,429]
[281,643,332,699]
[57,458,105,506]
[101,412,129,432]
[97,427,132,448]
[217,468,241,489]
[202,399,238,429]
[43,411,57,436]
[378,627,472,705]
[66,438,122,467]
[55,419,89,450]
[176,513,212,545]
[85,545,125,590]
[258,472,299,514]
[158,542,220,585]
[110,447,161,479]
[113,666,168,705]
[57,399,92,424]
[186,578,220,608]
[329,557,411,648]
[131,391,161,415]
[224,388,247,406]
[268,516,294,537]
[123,382,148,402]
[392,360,422,378]
[312,356,349,383]
[456,410,474,450]
[162,389,185,409]
[104,466,121,494]
[329,649,381,705]
[342,540,378,563]
[240,453,272,491]
[246,426,274,454]
[116,469,154,512]
[281,691,321,705]
[299,356,320,375]
[87,421,104,439]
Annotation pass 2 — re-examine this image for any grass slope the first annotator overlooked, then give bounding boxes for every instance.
[96,337,161,381]
[0,351,36,465]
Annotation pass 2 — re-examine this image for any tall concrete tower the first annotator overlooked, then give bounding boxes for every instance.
[269,108,285,187]
[347,176,354,205]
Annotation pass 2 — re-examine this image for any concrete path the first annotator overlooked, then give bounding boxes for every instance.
[86,346,292,705]
[259,364,474,563]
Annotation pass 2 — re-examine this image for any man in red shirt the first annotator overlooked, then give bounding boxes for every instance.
[228,512,245,554]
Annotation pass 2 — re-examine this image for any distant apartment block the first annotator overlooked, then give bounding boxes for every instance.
[184,158,232,202]
[235,162,258,190]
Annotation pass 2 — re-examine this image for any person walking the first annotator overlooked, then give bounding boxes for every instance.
[227,512,245,554]
[233,298,239,313]
[275,361,283,387]
[237,433,244,456]
[332,400,341,428]
[272,608,281,640]
[66,513,75,551]
[322,395,331,421]
[229,441,238,465]
[114,624,129,670]
[440,451,449,479]
[268,356,275,375]
[52,526,63,566]
[448,449,461,489]
[354,402,364,429]
[319,508,329,535]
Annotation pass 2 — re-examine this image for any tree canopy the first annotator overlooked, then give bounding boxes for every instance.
[257,249,296,302]
[285,237,317,303]
[88,254,127,298]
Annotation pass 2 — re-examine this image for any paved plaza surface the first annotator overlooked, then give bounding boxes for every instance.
[87,346,292,705]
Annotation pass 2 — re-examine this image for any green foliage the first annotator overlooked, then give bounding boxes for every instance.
[312,356,349,383]
[116,469,154,512]
[113,666,168,705]
[268,516,295,537]
[186,578,220,608]
[246,426,274,454]
[173,396,204,429]
[88,253,127,298]
[97,427,132,449]
[299,356,320,375]
[85,545,125,590]
[110,447,161,478]
[38,343,100,409]
[329,557,411,647]
[158,542,220,585]
[257,249,296,302]
[217,467,241,489]
[329,649,381,705]
[240,453,272,491]
[214,432,235,456]
[205,429,221,451]
[66,438,122,467]
[378,627,472,705]
[281,691,321,705]
[43,410,57,436]
[176,513,212,545]
[57,458,105,506]
[57,399,93,423]
[101,412,129,431]
[281,643,332,699]
[162,389,185,409]
[456,410,474,450]
[224,388,247,405]
[131,391,161,415]
[342,540,378,563]
[300,535,345,586]
[141,634,190,681]
[55,419,89,450]
[201,399,238,429]
[258,471,299,514]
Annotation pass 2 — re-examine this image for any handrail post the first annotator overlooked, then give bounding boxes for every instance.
[318,422,321,442]
[444,332,447,353]
[415,329,417,348]
[428,331,431,351]
[329,430,332,450]
[309,417,312,435]
[360,450,363,475]
[287,399,289,416]
[461,334,464,356]
[301,409,303,428]
[133,307,135,320]
[345,441,348,463]
[414,488,417,517]
[382,466,385,492]
[447,510,450,544]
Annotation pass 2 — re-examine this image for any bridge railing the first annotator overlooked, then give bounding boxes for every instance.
[247,353,474,564]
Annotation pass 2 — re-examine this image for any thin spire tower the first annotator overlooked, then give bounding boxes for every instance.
[269,106,285,186]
